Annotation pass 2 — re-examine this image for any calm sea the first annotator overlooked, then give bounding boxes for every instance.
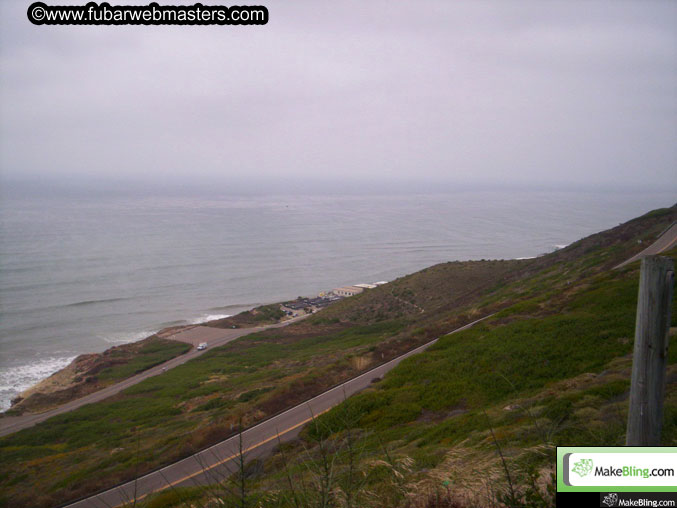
[0,190,673,410]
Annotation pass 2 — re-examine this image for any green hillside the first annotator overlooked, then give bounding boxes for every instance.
[143,207,677,508]
[1,206,675,508]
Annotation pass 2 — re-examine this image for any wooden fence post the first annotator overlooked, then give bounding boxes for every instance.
[626,255,674,446]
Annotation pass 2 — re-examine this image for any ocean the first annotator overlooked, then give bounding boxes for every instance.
[0,190,673,410]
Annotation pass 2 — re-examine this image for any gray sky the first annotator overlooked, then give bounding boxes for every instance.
[1,0,676,194]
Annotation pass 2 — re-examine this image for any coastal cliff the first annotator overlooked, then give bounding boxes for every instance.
[10,331,190,414]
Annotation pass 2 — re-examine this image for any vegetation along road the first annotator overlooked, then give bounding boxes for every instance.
[64,315,492,508]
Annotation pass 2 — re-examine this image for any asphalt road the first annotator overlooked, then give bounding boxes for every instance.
[614,222,677,269]
[0,316,308,438]
[63,316,491,508]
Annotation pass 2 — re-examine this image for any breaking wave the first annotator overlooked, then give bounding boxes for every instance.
[0,356,77,411]
[98,330,158,345]
[189,314,231,325]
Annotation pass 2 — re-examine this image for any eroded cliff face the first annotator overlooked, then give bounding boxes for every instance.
[10,327,190,414]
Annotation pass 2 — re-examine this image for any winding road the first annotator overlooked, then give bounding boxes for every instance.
[62,316,490,508]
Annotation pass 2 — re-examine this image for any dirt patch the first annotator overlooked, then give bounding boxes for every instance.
[350,354,373,371]
[168,325,235,347]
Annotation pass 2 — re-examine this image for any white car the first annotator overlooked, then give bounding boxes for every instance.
[197,342,208,351]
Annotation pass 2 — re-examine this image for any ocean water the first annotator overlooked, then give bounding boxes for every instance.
[0,190,674,410]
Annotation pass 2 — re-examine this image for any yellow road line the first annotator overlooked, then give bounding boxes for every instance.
[113,408,331,507]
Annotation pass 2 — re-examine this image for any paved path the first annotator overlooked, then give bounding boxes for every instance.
[168,325,248,347]
[0,316,307,438]
[614,222,677,269]
[63,316,490,508]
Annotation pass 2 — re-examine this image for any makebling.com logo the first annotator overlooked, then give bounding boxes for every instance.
[572,458,594,477]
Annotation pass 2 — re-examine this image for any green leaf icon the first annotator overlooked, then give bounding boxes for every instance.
[572,458,593,477]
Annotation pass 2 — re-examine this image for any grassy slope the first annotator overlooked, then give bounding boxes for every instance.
[311,266,659,440]
[96,338,192,383]
[0,320,417,507]
[313,259,525,326]
[205,303,286,329]
[1,206,675,507]
[227,212,675,507]
[6,337,191,415]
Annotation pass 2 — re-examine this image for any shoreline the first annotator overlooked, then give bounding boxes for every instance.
[2,280,380,413]
[0,314,233,414]
[1,298,321,415]
[0,246,563,413]
[0,311,313,437]
[0,315,226,413]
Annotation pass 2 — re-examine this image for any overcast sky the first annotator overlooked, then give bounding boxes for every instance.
[1,0,676,195]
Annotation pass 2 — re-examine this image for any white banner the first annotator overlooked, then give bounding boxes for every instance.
[565,453,677,487]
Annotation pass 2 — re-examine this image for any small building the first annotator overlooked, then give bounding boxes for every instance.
[332,286,364,297]
[353,283,377,289]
